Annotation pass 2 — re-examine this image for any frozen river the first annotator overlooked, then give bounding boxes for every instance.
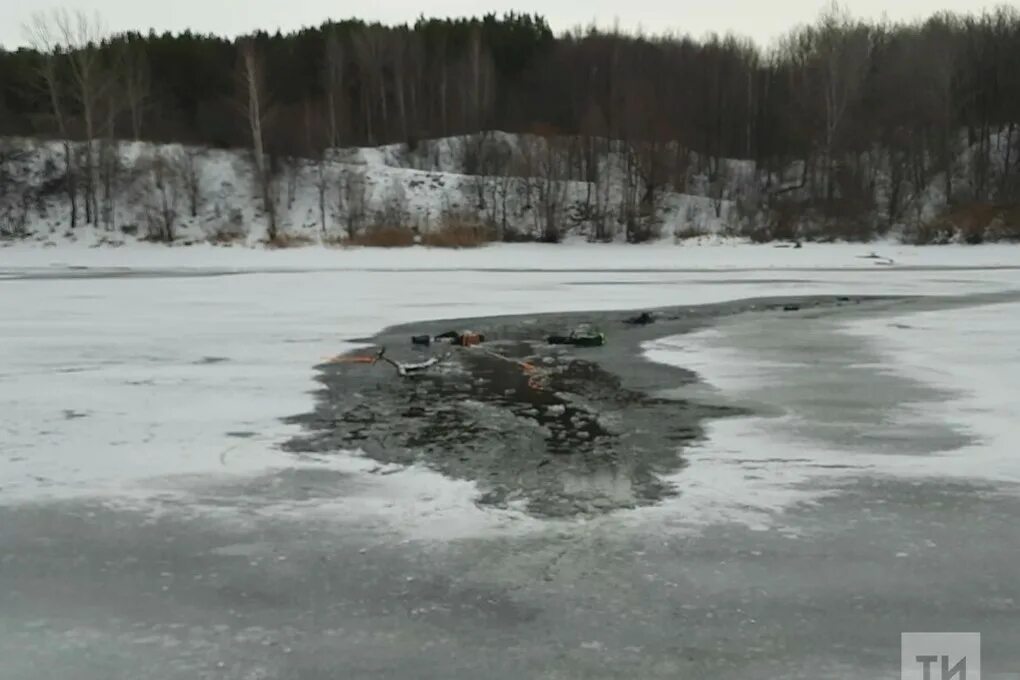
[2,242,1020,679]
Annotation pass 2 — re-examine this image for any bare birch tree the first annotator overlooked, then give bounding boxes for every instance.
[816,3,871,201]
[122,41,149,141]
[354,28,387,144]
[323,29,344,150]
[174,149,203,218]
[55,9,111,225]
[389,30,410,143]
[341,167,367,239]
[144,150,179,242]
[239,39,277,241]
[24,13,78,228]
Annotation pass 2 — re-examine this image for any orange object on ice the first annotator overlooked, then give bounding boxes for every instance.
[458,332,484,347]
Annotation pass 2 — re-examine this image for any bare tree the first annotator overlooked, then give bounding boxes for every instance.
[300,102,331,236]
[54,9,111,225]
[314,157,331,237]
[635,137,670,219]
[486,171,518,238]
[816,3,872,201]
[144,150,180,242]
[378,176,409,227]
[24,13,78,228]
[98,138,120,230]
[618,143,643,241]
[436,33,449,136]
[99,56,128,232]
[283,156,300,209]
[577,102,614,240]
[354,28,387,144]
[516,134,538,233]
[709,159,730,219]
[174,149,203,218]
[389,29,410,143]
[323,29,345,150]
[0,139,33,238]
[522,130,568,242]
[405,33,425,143]
[462,132,509,212]
[466,27,491,131]
[590,159,614,242]
[239,39,278,242]
[340,167,367,239]
[121,41,149,141]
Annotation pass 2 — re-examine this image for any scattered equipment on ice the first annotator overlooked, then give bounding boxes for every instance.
[547,326,606,348]
[378,349,441,377]
[325,347,442,377]
[623,311,656,326]
[411,330,486,347]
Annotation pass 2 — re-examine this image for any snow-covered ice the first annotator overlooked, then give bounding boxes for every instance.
[643,298,1020,528]
[845,302,1020,482]
[5,241,1020,680]
[4,238,1020,272]
[2,242,1020,536]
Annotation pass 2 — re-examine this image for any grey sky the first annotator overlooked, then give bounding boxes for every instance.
[0,0,1003,49]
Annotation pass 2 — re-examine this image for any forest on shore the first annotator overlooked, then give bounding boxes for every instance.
[2,5,1020,244]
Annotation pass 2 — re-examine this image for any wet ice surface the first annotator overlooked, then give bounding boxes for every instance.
[642,296,1020,526]
[283,296,891,517]
[3,245,1020,679]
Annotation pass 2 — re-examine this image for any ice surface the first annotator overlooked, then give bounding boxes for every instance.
[643,299,1020,528]
[4,239,1020,273]
[844,302,1020,482]
[2,242,1020,538]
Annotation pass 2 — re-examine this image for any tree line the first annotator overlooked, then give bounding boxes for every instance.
[2,5,1020,240]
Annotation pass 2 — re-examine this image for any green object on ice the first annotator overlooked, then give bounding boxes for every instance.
[569,331,605,347]
[547,328,606,347]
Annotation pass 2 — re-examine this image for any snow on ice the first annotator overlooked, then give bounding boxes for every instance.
[2,242,1020,539]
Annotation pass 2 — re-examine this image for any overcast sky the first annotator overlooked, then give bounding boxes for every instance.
[0,0,1003,49]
